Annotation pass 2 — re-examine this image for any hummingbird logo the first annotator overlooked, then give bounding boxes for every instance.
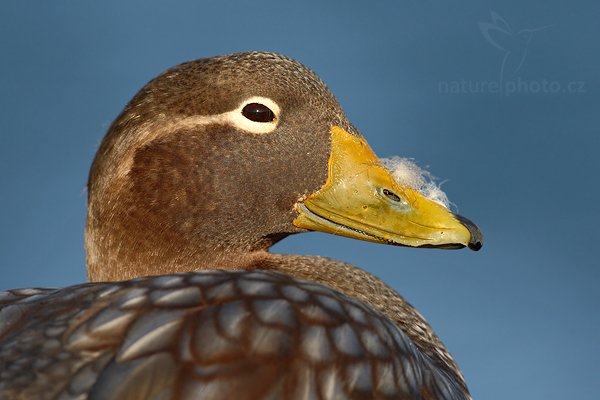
[479,10,550,84]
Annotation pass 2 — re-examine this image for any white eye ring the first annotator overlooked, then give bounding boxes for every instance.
[227,96,281,134]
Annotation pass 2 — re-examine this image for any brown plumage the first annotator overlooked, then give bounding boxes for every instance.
[0,52,481,399]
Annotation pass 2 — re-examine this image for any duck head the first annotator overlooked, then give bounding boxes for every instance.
[86,52,482,281]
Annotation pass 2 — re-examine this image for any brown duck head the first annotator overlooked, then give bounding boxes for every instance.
[86,52,482,281]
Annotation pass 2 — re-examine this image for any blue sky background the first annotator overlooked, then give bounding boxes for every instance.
[1,1,598,398]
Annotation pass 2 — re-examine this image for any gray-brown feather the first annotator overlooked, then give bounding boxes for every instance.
[0,270,468,400]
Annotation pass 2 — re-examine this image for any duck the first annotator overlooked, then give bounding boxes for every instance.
[0,52,482,400]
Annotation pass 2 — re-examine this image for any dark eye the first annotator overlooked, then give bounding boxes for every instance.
[242,103,275,122]
[381,188,402,203]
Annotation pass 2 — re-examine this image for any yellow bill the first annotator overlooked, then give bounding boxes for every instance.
[293,126,483,250]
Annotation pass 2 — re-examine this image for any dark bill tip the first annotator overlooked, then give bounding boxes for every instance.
[453,214,484,251]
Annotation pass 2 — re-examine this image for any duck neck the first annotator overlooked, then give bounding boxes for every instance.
[85,211,285,281]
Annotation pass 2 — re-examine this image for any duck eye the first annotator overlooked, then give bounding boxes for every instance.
[381,188,402,203]
[241,103,275,123]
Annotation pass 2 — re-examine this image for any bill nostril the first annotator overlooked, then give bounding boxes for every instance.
[382,188,402,203]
